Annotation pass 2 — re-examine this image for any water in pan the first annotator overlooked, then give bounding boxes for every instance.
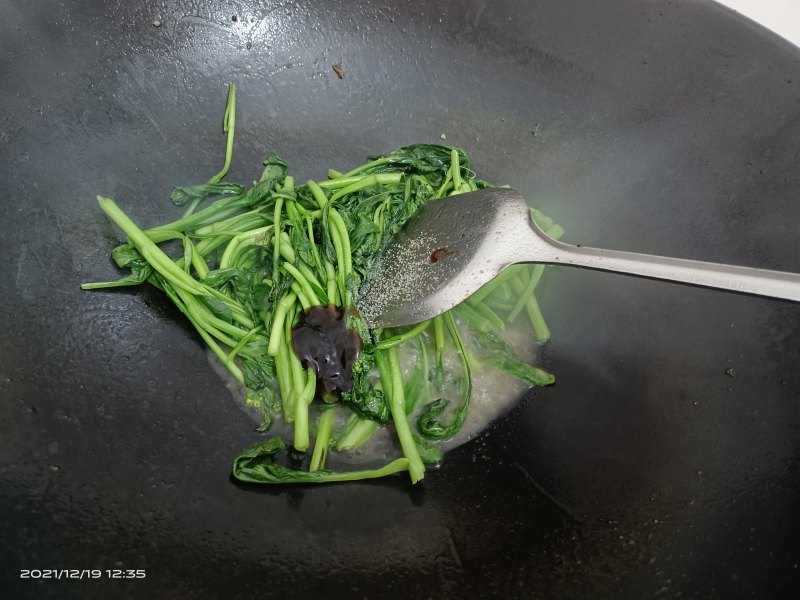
[206,314,539,468]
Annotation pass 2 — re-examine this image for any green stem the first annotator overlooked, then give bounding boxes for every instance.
[233,457,411,484]
[433,315,445,352]
[226,326,262,362]
[435,168,453,198]
[293,367,315,451]
[291,282,312,310]
[385,347,426,483]
[193,207,269,237]
[97,196,207,297]
[417,312,472,440]
[272,197,284,284]
[306,215,324,276]
[468,265,517,305]
[318,172,403,191]
[285,198,300,222]
[340,156,389,178]
[188,239,209,279]
[510,275,550,341]
[327,218,347,302]
[336,415,379,451]
[80,276,144,290]
[268,292,296,356]
[180,84,236,219]
[285,305,305,394]
[306,180,350,301]
[275,338,293,422]
[181,198,202,219]
[310,409,335,470]
[148,197,250,234]
[325,260,339,305]
[525,293,550,342]
[328,209,352,304]
[179,292,243,342]
[297,261,326,302]
[456,301,493,333]
[307,180,330,209]
[219,225,273,269]
[278,231,296,263]
[328,173,403,204]
[507,264,544,323]
[283,262,321,306]
[450,149,462,191]
[159,276,244,385]
[208,83,237,185]
[376,320,431,350]
[467,299,505,330]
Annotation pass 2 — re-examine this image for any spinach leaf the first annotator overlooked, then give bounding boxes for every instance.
[473,329,555,387]
[340,350,390,423]
[259,153,288,184]
[199,295,234,323]
[242,355,277,390]
[488,357,555,387]
[417,313,472,440]
[170,182,245,207]
[232,437,410,484]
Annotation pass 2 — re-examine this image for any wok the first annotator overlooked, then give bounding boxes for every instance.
[2,0,799,597]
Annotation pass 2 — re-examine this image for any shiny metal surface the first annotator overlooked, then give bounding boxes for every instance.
[359,189,800,327]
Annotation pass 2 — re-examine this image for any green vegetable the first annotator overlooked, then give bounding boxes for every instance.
[233,437,411,483]
[309,407,335,471]
[417,312,472,440]
[83,84,561,485]
[335,414,379,451]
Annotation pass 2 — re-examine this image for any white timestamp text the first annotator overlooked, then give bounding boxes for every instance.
[20,569,146,579]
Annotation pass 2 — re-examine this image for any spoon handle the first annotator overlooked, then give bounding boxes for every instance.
[538,236,800,302]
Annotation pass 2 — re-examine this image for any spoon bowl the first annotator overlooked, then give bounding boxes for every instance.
[356,188,800,328]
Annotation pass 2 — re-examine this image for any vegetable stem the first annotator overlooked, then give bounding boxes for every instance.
[376,320,431,350]
[283,261,321,306]
[507,264,544,323]
[450,149,462,191]
[182,83,237,218]
[272,196,284,285]
[97,196,207,297]
[510,275,550,341]
[310,409,334,470]
[336,415,379,451]
[268,292,297,356]
[208,83,237,185]
[385,348,426,483]
[293,367,316,451]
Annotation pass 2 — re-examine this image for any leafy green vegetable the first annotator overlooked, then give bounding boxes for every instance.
[170,182,245,207]
[83,83,562,486]
[417,312,472,440]
[242,355,277,390]
[413,434,443,465]
[233,437,410,484]
[487,357,555,387]
[335,414,379,451]
[340,345,389,422]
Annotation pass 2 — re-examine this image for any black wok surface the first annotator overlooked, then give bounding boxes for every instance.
[2,0,799,597]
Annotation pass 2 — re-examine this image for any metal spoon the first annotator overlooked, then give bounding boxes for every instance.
[356,188,800,328]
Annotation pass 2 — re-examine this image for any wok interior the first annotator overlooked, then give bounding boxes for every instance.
[2,0,799,597]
